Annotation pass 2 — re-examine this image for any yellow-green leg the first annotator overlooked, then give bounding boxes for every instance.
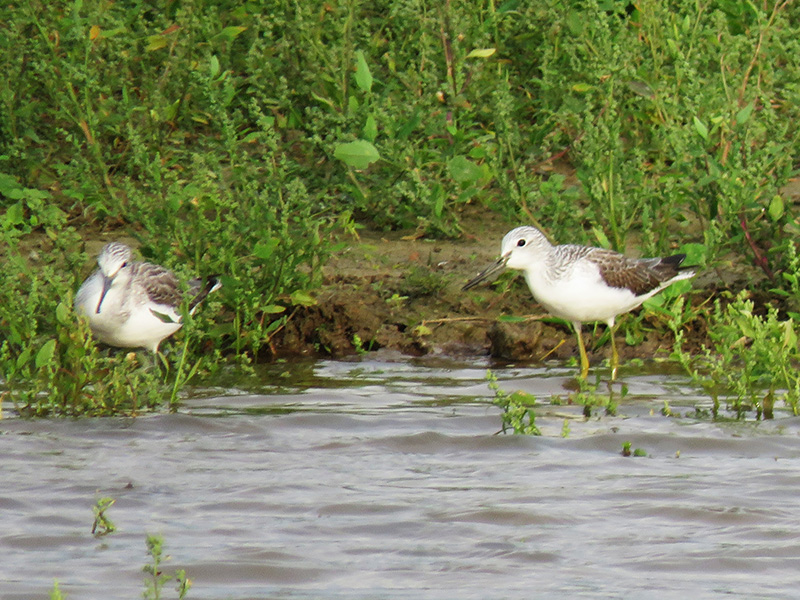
[609,320,619,381]
[572,321,589,379]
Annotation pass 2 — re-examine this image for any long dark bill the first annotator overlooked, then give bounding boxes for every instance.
[461,255,509,291]
[96,275,113,313]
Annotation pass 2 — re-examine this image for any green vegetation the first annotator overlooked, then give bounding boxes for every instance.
[621,442,647,458]
[90,501,192,599]
[49,581,63,600]
[487,369,540,435]
[571,377,627,418]
[1,1,800,417]
[91,496,117,537]
[144,534,191,600]
[50,500,191,598]
[674,289,800,420]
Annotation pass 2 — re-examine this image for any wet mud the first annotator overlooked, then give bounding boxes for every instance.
[270,212,731,368]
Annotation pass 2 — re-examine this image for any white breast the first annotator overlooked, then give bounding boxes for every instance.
[524,262,643,325]
[75,268,183,353]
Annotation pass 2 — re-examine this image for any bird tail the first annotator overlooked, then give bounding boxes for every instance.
[188,275,222,313]
[655,254,696,281]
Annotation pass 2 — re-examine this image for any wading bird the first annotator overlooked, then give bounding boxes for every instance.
[463,226,695,380]
[75,242,221,353]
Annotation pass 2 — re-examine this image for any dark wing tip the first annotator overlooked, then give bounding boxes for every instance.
[188,275,222,311]
[669,254,698,274]
[658,253,698,278]
[205,275,222,292]
[661,253,686,267]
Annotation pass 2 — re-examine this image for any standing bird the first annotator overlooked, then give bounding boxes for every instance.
[463,226,695,380]
[75,242,221,353]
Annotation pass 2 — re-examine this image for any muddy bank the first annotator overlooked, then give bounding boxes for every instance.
[270,213,730,368]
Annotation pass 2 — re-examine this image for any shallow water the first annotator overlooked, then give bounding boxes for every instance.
[3,355,800,599]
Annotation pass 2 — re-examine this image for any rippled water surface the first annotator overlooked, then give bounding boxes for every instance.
[4,355,800,599]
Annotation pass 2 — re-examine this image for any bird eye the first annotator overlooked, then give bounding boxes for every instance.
[517,239,526,247]
[121,262,128,268]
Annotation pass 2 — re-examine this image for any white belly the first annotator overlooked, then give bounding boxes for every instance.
[75,271,183,352]
[524,270,646,325]
[89,307,183,352]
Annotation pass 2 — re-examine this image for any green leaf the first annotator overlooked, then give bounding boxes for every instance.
[508,390,536,404]
[216,26,246,42]
[253,238,279,260]
[768,195,784,222]
[145,35,167,52]
[102,27,126,39]
[264,318,285,335]
[693,116,709,141]
[626,80,654,98]
[262,304,286,314]
[414,324,433,337]
[735,102,754,125]
[497,315,528,323]
[782,320,797,350]
[363,114,378,142]
[209,55,220,79]
[468,145,487,159]
[35,339,57,369]
[3,202,24,228]
[348,95,359,113]
[354,50,373,93]
[592,226,611,249]
[465,48,496,59]
[16,347,32,370]
[433,188,444,217]
[0,173,20,197]
[334,140,380,169]
[571,82,593,93]
[151,310,177,324]
[565,10,583,35]
[642,295,669,314]
[448,155,482,184]
[56,302,71,326]
[679,242,707,265]
[290,290,317,307]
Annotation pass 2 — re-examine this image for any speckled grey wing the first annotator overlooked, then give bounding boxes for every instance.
[587,248,686,296]
[131,262,183,307]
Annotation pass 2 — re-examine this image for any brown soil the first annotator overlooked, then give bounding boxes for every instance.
[269,209,730,368]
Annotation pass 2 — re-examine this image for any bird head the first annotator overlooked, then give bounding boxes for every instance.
[95,242,133,313]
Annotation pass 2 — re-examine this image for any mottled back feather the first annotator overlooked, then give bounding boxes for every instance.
[588,249,687,296]
[130,262,182,307]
